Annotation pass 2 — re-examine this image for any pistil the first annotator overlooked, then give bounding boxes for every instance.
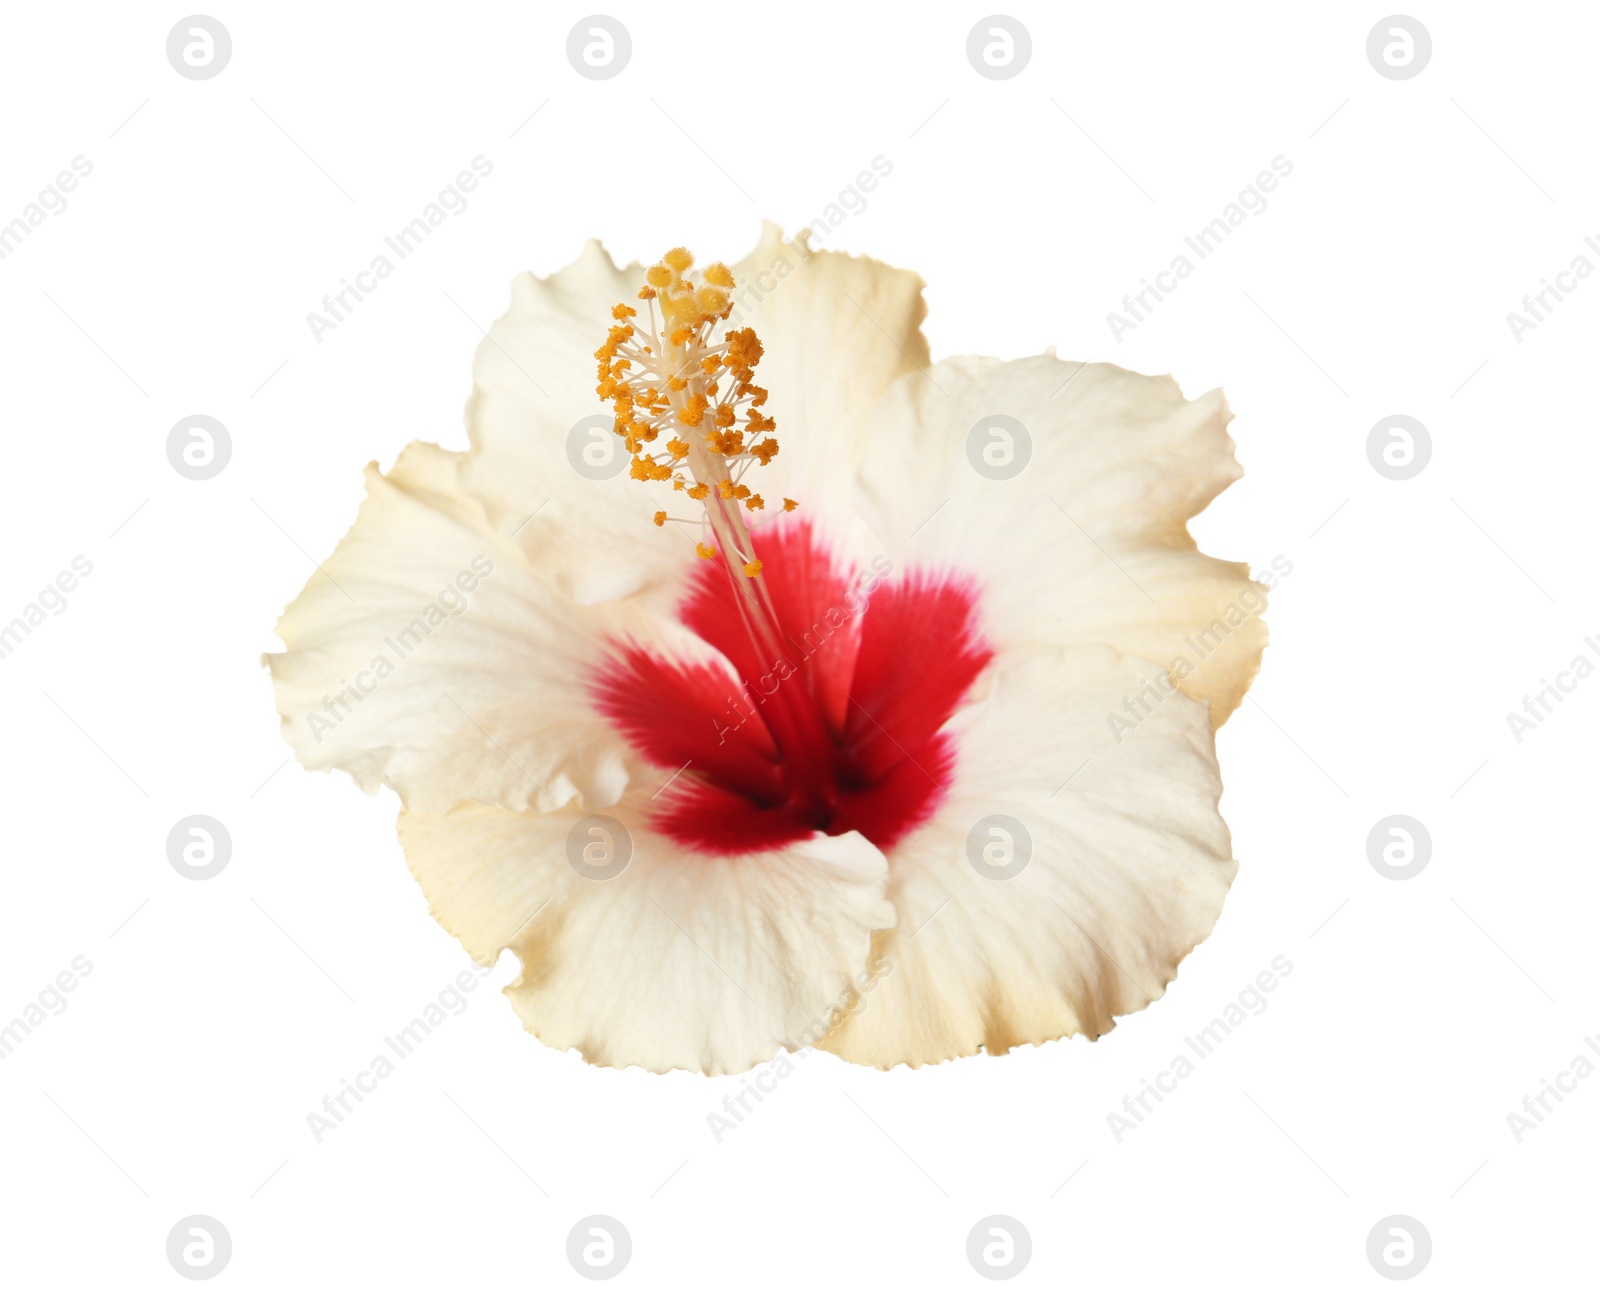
[596,248,837,821]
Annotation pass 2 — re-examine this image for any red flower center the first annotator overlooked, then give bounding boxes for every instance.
[592,520,993,856]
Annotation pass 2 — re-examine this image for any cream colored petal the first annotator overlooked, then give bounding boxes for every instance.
[456,239,674,605]
[853,356,1265,725]
[721,224,930,536]
[819,645,1236,1069]
[397,795,894,1075]
[264,440,703,813]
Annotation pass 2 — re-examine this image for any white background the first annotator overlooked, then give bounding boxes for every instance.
[1,1,1595,1290]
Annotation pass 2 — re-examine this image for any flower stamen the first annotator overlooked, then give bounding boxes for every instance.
[595,248,848,795]
[594,249,792,582]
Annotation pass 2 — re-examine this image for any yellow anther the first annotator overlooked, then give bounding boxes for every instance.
[782,498,798,512]
[594,247,782,565]
[724,328,763,371]
[629,455,672,482]
[705,429,745,457]
[679,394,707,427]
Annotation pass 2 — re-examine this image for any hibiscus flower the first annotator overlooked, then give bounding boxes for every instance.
[265,225,1266,1075]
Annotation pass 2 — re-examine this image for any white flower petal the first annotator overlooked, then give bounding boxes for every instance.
[723,224,930,529]
[854,356,1265,725]
[397,798,894,1074]
[458,239,674,604]
[265,441,700,813]
[818,645,1236,1068]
